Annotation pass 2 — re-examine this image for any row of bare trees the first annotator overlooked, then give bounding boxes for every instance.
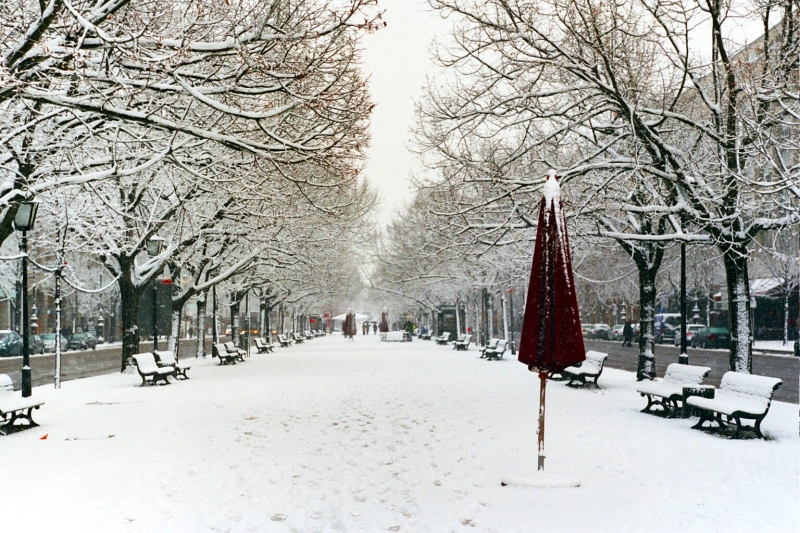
[1,0,381,368]
[374,0,799,377]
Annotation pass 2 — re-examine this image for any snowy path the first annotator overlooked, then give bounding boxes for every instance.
[1,336,797,532]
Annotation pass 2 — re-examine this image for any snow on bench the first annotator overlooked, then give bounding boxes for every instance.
[687,372,782,439]
[223,341,247,360]
[454,334,472,351]
[484,339,508,361]
[480,338,500,358]
[254,338,273,353]
[132,352,175,386]
[637,363,712,417]
[560,351,608,388]
[0,374,44,436]
[291,333,304,344]
[154,350,192,380]
[435,332,451,345]
[277,335,291,347]
[384,331,406,342]
[213,344,238,365]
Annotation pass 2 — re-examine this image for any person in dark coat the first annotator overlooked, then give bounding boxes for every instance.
[622,320,633,347]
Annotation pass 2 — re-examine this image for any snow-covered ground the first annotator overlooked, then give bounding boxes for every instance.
[754,340,797,353]
[1,335,797,532]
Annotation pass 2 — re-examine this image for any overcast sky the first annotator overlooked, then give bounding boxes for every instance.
[359,2,766,227]
[361,1,448,226]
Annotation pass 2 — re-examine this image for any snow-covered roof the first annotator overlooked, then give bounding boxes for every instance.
[750,277,784,297]
[331,313,371,321]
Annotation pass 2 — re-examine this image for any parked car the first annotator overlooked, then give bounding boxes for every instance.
[0,330,23,357]
[610,324,626,341]
[581,324,594,336]
[27,334,44,354]
[654,313,682,344]
[673,324,706,346]
[67,331,98,350]
[691,326,731,349]
[40,333,69,353]
[591,323,611,340]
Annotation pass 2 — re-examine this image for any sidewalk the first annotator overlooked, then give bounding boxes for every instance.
[1,335,796,533]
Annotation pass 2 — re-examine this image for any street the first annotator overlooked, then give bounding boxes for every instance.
[0,339,211,390]
[583,339,799,404]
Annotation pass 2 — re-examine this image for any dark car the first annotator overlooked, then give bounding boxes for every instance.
[0,330,23,357]
[68,331,98,350]
[27,334,44,354]
[691,326,730,349]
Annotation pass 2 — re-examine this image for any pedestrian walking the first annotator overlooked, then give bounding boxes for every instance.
[373,323,377,334]
[622,320,633,347]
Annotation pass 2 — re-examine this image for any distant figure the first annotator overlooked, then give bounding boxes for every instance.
[373,323,377,334]
[622,321,633,347]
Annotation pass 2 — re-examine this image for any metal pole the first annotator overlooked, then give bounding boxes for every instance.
[501,292,510,341]
[212,285,218,344]
[246,291,251,355]
[54,265,62,389]
[152,280,159,351]
[509,288,516,355]
[537,371,547,471]
[679,217,688,364]
[21,231,31,397]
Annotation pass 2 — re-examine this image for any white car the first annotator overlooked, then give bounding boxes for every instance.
[674,324,706,346]
[611,324,625,340]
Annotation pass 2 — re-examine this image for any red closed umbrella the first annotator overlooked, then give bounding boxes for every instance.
[518,170,585,472]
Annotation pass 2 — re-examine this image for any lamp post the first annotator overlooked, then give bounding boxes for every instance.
[208,267,220,345]
[14,201,38,397]
[679,214,688,365]
[146,236,165,350]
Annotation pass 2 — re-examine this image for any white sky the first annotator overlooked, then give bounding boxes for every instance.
[361,1,449,226]
[359,2,767,227]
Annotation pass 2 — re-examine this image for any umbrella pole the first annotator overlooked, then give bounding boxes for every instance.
[537,371,547,471]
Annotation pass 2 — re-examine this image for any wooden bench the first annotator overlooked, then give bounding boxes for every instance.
[0,374,44,436]
[420,331,432,340]
[636,363,712,417]
[223,341,247,360]
[154,350,192,380]
[291,333,304,344]
[213,343,238,365]
[559,351,609,388]
[454,334,472,351]
[277,334,292,347]
[254,338,273,353]
[484,339,508,361]
[479,338,499,358]
[303,330,314,339]
[133,352,175,386]
[434,332,451,345]
[687,372,782,439]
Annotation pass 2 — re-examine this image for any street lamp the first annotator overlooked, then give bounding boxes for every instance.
[14,200,38,397]
[147,236,165,350]
[208,266,220,345]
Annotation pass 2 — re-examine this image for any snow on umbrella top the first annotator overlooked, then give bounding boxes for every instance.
[518,170,586,373]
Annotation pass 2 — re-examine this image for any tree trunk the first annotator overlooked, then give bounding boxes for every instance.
[119,268,140,372]
[265,300,272,342]
[722,247,752,373]
[636,266,657,380]
[230,297,240,347]
[196,294,206,357]
[167,308,180,354]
